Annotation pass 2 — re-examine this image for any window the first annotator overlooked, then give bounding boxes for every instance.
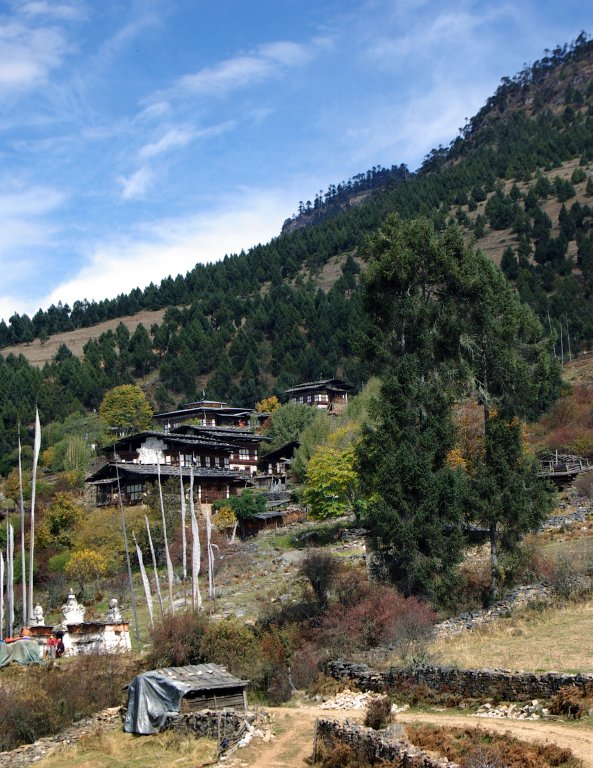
[126,482,145,502]
[239,448,249,460]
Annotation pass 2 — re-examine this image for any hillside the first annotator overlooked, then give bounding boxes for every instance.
[2,33,593,462]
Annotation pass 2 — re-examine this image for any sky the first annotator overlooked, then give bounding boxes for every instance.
[1,0,592,322]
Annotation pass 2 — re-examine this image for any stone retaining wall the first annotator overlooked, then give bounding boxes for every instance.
[316,719,458,767]
[161,710,252,741]
[326,661,593,701]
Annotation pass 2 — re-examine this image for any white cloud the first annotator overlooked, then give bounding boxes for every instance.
[365,3,521,66]
[138,120,236,160]
[118,166,155,200]
[137,100,171,122]
[0,185,65,304]
[343,79,489,169]
[138,126,198,160]
[0,21,67,93]
[175,39,314,96]
[39,189,291,310]
[19,1,85,21]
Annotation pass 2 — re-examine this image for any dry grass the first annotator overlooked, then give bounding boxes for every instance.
[1,308,169,367]
[34,728,217,768]
[406,724,582,768]
[429,601,593,673]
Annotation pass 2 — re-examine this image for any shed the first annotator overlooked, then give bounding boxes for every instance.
[124,663,248,735]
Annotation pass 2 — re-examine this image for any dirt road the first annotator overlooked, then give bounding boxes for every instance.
[233,705,593,767]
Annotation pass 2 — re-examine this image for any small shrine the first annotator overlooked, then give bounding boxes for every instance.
[27,591,131,656]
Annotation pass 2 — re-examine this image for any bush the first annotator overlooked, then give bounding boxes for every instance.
[316,577,436,657]
[299,549,341,609]
[147,610,208,668]
[364,695,392,729]
[199,618,261,681]
[406,724,580,767]
[550,686,589,719]
[0,654,139,752]
[575,470,593,499]
[290,642,326,689]
[316,740,374,768]
[549,554,591,600]
[213,489,266,521]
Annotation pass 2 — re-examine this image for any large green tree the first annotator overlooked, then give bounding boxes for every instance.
[453,237,560,600]
[357,215,559,602]
[357,217,474,601]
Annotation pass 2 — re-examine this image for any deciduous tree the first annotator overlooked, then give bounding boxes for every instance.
[99,384,153,433]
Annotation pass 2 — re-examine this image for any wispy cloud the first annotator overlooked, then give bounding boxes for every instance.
[344,80,488,168]
[118,167,155,200]
[174,40,314,96]
[363,2,521,67]
[0,184,65,295]
[18,1,86,21]
[39,189,290,310]
[138,126,197,159]
[0,21,68,94]
[138,120,236,160]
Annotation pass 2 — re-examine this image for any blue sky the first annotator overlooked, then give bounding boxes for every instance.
[1,0,592,322]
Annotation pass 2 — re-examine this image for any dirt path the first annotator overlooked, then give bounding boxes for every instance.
[232,705,593,767]
[230,707,362,767]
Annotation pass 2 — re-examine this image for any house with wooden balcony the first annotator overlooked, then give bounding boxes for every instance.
[285,378,354,413]
[86,430,248,511]
[171,424,268,476]
[152,399,267,432]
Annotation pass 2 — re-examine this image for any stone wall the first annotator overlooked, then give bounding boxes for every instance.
[161,710,252,741]
[326,661,593,701]
[316,719,458,767]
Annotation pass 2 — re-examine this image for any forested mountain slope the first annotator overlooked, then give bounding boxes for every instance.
[2,34,593,468]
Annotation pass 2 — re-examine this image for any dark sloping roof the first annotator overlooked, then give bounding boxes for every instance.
[285,378,354,395]
[153,663,248,690]
[154,404,254,419]
[87,462,241,483]
[103,430,234,453]
[259,440,300,463]
[173,425,268,443]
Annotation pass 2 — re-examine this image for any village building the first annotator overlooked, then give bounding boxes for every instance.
[86,430,247,510]
[254,440,300,491]
[153,399,267,432]
[172,424,266,476]
[285,378,354,413]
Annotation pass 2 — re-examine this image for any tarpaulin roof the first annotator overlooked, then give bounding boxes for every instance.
[124,670,189,735]
[0,639,41,668]
[124,664,248,735]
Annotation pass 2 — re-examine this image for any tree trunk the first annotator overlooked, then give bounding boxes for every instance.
[489,519,498,604]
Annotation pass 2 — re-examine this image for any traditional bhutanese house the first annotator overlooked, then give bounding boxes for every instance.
[86,431,246,510]
[285,378,354,414]
[172,425,268,476]
[254,440,300,491]
[124,663,249,735]
[153,399,266,432]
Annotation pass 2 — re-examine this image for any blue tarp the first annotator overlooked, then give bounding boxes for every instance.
[124,671,189,735]
[0,639,41,668]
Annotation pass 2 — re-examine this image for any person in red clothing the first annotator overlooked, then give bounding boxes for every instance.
[47,634,57,660]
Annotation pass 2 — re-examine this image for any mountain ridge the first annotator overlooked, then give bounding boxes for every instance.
[2,33,593,465]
